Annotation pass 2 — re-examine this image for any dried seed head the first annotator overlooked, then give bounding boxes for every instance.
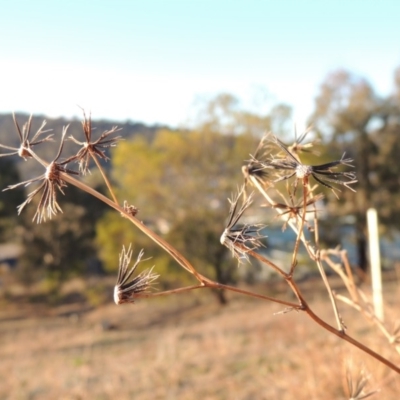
[221,186,266,261]
[262,135,357,195]
[0,114,53,160]
[345,366,379,400]
[114,246,158,305]
[295,164,313,179]
[4,126,78,223]
[69,109,122,174]
[288,126,320,156]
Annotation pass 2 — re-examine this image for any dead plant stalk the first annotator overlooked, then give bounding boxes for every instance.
[2,115,399,382]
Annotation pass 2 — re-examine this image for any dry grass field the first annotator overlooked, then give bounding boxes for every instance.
[1,278,400,400]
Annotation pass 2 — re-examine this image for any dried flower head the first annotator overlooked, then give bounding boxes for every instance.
[220,186,265,261]
[242,137,274,186]
[69,109,122,174]
[4,126,78,223]
[242,156,273,187]
[287,126,320,156]
[266,135,357,196]
[0,114,53,159]
[270,193,324,231]
[114,245,159,305]
[122,200,139,217]
[346,367,379,400]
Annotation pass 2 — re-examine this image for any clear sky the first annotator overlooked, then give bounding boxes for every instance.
[1,0,399,128]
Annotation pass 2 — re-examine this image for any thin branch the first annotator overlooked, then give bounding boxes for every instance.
[92,154,119,204]
[289,182,308,275]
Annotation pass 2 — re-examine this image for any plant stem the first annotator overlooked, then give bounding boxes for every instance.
[250,174,344,331]
[303,298,400,373]
[91,154,119,204]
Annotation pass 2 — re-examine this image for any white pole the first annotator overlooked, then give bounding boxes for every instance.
[367,208,384,321]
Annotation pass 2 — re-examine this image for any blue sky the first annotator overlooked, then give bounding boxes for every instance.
[1,0,400,128]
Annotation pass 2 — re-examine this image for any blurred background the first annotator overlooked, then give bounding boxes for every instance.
[1,1,400,398]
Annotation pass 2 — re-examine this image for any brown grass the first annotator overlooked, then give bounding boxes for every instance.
[1,279,399,400]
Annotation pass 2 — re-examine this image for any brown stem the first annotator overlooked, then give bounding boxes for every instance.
[242,247,309,306]
[136,285,206,298]
[139,280,301,309]
[244,225,400,372]
[91,154,119,204]
[289,182,308,275]
[341,249,359,303]
[238,246,287,277]
[252,175,344,331]
[322,251,356,300]
[283,279,400,373]
[250,176,300,235]
[60,172,204,281]
[303,299,400,373]
[204,281,301,309]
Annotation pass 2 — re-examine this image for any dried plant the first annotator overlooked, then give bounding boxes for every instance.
[269,192,324,231]
[0,113,53,159]
[4,126,78,222]
[220,188,265,261]
[267,135,357,195]
[1,113,399,398]
[69,109,122,175]
[345,366,379,400]
[114,246,158,305]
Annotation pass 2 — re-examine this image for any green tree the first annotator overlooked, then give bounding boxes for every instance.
[367,66,400,225]
[309,68,400,272]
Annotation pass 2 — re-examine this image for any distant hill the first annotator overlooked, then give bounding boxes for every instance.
[0,112,169,180]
